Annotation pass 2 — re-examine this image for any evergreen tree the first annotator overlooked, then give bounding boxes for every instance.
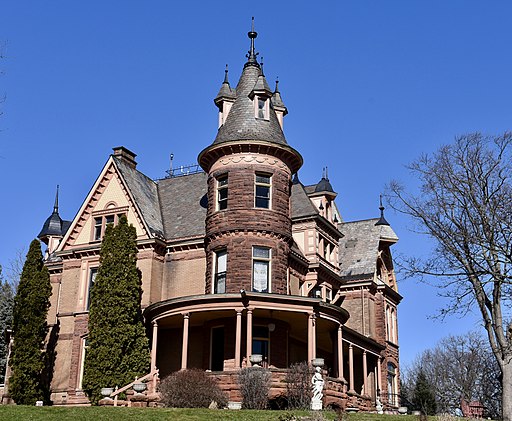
[82,216,150,404]
[0,266,15,384]
[8,240,51,404]
[412,368,437,415]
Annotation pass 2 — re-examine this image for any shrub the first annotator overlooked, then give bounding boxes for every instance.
[286,362,314,409]
[159,369,227,408]
[238,366,271,409]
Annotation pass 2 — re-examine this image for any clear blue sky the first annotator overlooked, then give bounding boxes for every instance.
[1,1,510,367]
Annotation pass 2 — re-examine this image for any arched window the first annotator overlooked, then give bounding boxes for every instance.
[387,362,397,406]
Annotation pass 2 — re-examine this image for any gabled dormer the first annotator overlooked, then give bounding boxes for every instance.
[306,168,341,225]
[214,65,236,128]
[271,79,288,129]
[249,58,273,121]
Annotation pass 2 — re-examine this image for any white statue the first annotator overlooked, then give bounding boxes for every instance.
[311,366,325,410]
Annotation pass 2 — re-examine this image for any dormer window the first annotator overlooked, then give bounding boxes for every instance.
[255,96,269,120]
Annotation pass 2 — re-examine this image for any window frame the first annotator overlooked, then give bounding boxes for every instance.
[90,208,128,242]
[216,174,228,211]
[255,95,269,120]
[213,248,227,294]
[86,267,98,310]
[254,173,272,209]
[387,362,398,406]
[252,246,271,293]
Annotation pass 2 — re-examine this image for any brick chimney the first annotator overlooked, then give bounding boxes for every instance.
[112,146,137,169]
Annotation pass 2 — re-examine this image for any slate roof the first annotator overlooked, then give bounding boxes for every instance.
[157,172,208,241]
[38,211,70,239]
[114,157,165,238]
[290,182,319,219]
[213,64,288,146]
[338,218,398,279]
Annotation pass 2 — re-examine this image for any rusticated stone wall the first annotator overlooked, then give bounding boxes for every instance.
[204,160,293,295]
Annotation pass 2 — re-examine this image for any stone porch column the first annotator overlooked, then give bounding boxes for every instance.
[235,309,242,368]
[150,321,158,392]
[337,325,344,380]
[348,344,355,393]
[181,313,190,370]
[362,350,368,396]
[246,308,253,367]
[377,356,382,395]
[308,312,316,362]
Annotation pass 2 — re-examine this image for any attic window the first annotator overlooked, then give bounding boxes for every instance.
[255,96,269,120]
[91,207,128,241]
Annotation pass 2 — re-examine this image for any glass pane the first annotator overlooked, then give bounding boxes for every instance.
[215,272,226,294]
[256,175,271,184]
[218,189,228,200]
[256,185,270,198]
[253,261,269,292]
[105,215,115,224]
[218,176,228,187]
[256,197,270,208]
[253,247,270,259]
[216,251,227,272]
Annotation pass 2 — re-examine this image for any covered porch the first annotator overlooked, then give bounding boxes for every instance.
[143,292,385,409]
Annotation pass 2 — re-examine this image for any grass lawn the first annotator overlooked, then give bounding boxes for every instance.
[0,406,429,421]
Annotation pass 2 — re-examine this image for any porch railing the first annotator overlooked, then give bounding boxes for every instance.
[110,369,159,407]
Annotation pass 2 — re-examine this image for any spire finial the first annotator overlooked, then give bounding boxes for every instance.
[223,64,229,84]
[325,166,329,180]
[53,185,59,213]
[246,17,259,66]
[375,194,390,226]
[275,77,280,93]
[260,56,265,75]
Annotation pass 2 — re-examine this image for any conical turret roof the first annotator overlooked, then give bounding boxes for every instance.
[38,186,70,239]
[212,28,287,146]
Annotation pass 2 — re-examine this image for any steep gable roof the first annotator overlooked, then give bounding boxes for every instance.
[291,182,319,219]
[114,157,164,238]
[338,218,398,279]
[157,172,208,241]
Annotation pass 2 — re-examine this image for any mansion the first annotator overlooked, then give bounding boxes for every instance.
[30,28,401,410]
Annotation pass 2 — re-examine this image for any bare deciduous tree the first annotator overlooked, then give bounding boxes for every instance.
[388,133,512,421]
[402,332,501,418]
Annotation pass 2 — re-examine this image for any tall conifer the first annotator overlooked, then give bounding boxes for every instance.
[8,240,51,404]
[82,216,150,404]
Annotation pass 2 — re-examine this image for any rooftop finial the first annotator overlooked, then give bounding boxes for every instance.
[223,64,229,84]
[375,194,390,226]
[325,166,329,180]
[275,77,280,93]
[53,185,59,213]
[246,17,259,66]
[260,56,265,75]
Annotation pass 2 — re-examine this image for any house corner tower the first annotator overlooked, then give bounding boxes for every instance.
[198,27,303,296]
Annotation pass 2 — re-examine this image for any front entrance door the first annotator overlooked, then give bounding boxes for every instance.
[210,326,224,371]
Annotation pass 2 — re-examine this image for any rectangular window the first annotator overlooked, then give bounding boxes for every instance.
[255,173,271,209]
[93,217,102,241]
[217,175,228,210]
[91,211,127,241]
[257,98,267,119]
[214,249,227,294]
[86,268,98,310]
[252,246,270,293]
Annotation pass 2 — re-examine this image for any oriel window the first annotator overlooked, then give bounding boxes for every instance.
[255,173,271,209]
